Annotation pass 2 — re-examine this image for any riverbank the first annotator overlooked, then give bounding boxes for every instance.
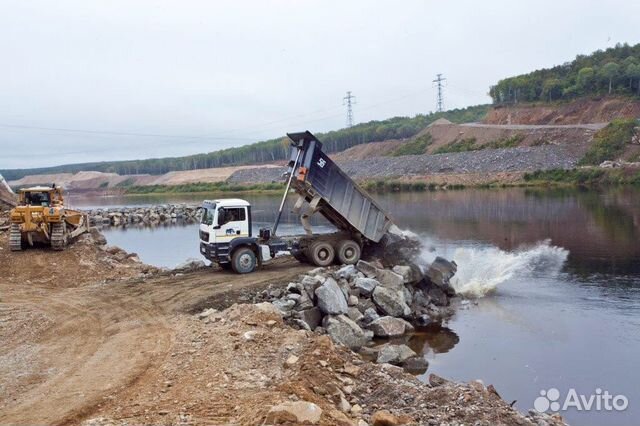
[111,166,640,200]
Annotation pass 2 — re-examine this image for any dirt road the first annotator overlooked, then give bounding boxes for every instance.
[0,230,309,425]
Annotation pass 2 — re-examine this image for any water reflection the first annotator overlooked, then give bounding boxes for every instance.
[407,323,460,356]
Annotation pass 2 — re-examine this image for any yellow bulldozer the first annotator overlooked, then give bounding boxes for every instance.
[9,185,89,251]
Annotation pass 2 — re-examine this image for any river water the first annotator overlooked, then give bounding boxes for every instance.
[71,188,640,425]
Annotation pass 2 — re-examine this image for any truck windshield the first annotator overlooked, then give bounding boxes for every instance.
[201,205,215,225]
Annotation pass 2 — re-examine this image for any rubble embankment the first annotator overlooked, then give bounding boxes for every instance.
[86,204,202,227]
[252,257,458,372]
[228,145,585,184]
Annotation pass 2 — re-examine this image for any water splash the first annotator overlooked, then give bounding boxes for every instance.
[419,238,569,298]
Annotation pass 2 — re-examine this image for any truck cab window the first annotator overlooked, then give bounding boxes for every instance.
[225,208,245,222]
[201,208,214,225]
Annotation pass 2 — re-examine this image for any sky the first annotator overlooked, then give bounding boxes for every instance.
[1,0,639,169]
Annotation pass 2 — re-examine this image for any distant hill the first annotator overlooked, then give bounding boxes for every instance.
[0,105,488,181]
[490,43,640,104]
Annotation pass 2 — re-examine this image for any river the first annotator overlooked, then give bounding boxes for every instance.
[71,188,640,425]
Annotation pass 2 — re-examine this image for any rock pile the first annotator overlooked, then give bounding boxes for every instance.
[86,204,202,227]
[225,145,584,184]
[263,257,458,371]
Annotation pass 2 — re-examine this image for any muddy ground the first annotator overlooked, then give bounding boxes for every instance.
[0,222,564,425]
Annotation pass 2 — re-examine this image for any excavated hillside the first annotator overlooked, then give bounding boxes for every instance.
[484,97,640,125]
[331,121,602,161]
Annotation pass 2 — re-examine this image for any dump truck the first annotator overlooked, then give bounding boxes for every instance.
[9,185,90,251]
[199,131,395,273]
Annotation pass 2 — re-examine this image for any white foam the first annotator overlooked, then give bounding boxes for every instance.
[418,238,569,298]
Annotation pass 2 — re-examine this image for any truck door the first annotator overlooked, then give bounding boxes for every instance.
[215,206,249,242]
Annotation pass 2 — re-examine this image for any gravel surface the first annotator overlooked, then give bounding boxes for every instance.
[227,145,585,183]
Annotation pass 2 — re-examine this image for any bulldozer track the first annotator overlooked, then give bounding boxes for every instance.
[50,222,67,251]
[9,224,22,251]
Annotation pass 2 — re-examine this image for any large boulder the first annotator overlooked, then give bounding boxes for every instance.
[315,278,348,315]
[294,307,323,330]
[323,315,367,350]
[367,316,409,337]
[354,277,378,296]
[300,275,323,300]
[426,257,457,296]
[376,344,417,365]
[375,269,405,291]
[336,264,358,280]
[355,260,378,278]
[372,286,410,318]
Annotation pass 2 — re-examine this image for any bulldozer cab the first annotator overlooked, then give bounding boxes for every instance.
[19,186,62,208]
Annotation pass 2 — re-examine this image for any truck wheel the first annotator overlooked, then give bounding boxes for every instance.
[308,241,335,267]
[336,240,361,265]
[231,247,257,274]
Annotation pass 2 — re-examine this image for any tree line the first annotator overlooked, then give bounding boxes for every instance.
[1,105,488,180]
[490,43,640,104]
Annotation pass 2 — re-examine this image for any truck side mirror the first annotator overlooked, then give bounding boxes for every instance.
[217,208,227,226]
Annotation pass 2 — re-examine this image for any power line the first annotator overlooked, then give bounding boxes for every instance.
[432,73,446,112]
[343,91,356,127]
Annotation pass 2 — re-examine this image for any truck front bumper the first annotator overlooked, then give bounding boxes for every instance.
[200,242,231,264]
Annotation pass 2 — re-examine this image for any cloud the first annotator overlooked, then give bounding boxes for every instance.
[0,0,638,168]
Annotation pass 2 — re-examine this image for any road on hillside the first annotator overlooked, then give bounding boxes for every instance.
[460,122,607,130]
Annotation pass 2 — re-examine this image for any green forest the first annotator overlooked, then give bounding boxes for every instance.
[1,105,488,180]
[490,43,640,103]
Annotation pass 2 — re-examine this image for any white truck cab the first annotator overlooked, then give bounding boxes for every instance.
[199,198,286,273]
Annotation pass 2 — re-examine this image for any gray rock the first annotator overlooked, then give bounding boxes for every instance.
[295,307,323,330]
[300,275,323,299]
[336,264,357,280]
[315,278,348,315]
[402,286,414,306]
[376,344,417,365]
[355,260,378,278]
[372,286,410,317]
[362,307,380,324]
[272,298,296,312]
[427,287,449,307]
[346,306,364,323]
[323,314,367,350]
[308,267,326,275]
[357,298,376,314]
[375,269,405,291]
[337,279,351,301]
[426,257,458,296]
[174,258,206,271]
[392,265,413,283]
[402,356,429,373]
[348,295,359,306]
[286,282,305,295]
[367,316,409,337]
[354,277,379,296]
[292,318,311,331]
[287,283,314,310]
